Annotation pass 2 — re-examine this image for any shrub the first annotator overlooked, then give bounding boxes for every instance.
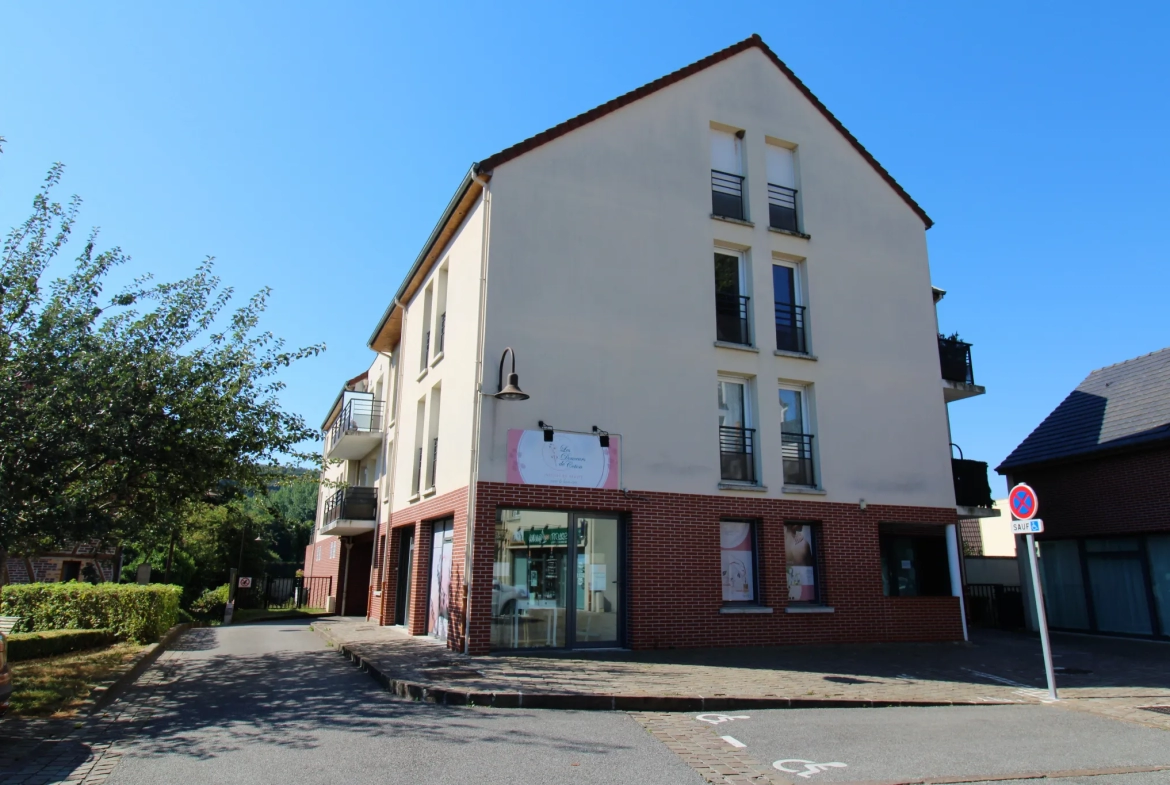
[0,583,181,643]
[6,629,117,662]
[189,584,229,619]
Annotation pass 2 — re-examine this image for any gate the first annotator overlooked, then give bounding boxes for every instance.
[234,575,333,610]
[965,583,1025,629]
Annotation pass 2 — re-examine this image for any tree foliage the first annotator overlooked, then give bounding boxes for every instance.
[0,144,323,568]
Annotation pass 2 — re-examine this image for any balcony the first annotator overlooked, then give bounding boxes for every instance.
[775,302,808,354]
[767,183,798,233]
[325,398,384,460]
[938,336,985,402]
[781,432,816,487]
[320,487,377,537]
[715,293,751,346]
[952,458,997,518]
[719,426,757,484]
[711,170,745,221]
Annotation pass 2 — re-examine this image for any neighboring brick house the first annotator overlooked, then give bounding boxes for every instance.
[306,35,992,654]
[997,347,1170,640]
[4,542,119,584]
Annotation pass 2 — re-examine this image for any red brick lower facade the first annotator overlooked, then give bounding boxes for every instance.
[354,482,963,655]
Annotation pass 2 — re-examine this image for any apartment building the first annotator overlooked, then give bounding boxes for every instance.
[304,35,991,654]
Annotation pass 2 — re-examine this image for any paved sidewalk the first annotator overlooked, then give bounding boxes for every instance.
[312,618,1170,728]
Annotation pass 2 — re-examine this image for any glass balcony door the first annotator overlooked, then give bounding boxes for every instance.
[573,514,622,647]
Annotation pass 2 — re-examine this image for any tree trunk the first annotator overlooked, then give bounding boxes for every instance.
[22,555,37,584]
[164,528,177,583]
[0,545,9,589]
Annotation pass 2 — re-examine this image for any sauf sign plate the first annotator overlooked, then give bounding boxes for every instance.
[507,429,621,489]
[1011,519,1044,534]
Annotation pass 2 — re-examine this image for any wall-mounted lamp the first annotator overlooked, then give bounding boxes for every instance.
[734,129,745,139]
[488,347,529,401]
[539,420,554,442]
[592,425,610,448]
[859,498,867,511]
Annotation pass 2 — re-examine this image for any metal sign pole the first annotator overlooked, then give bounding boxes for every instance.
[1025,532,1058,701]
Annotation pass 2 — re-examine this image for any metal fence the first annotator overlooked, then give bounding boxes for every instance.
[965,583,1025,629]
[234,575,333,611]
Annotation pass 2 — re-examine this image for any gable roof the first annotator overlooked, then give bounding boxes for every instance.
[997,347,1170,473]
[475,33,933,229]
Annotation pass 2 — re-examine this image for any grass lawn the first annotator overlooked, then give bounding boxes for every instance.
[231,607,332,624]
[8,642,148,718]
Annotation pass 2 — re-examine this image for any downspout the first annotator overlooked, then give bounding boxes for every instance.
[463,170,492,654]
[378,299,408,624]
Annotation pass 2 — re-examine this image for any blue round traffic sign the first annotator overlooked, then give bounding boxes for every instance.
[1009,483,1038,520]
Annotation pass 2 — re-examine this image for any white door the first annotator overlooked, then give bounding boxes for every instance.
[428,520,454,640]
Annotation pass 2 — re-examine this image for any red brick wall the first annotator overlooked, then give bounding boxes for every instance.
[302,537,342,603]
[1007,446,1170,540]
[466,482,963,655]
[371,487,469,650]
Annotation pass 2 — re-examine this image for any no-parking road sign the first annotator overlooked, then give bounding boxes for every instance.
[1009,483,1039,520]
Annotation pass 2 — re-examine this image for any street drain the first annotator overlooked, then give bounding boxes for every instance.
[1054,667,1093,675]
[1141,706,1170,716]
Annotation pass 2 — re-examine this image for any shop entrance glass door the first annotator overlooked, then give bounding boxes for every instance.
[573,514,621,646]
[427,519,454,641]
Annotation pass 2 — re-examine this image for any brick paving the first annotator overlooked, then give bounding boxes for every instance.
[0,651,183,785]
[312,618,1170,728]
[631,712,794,784]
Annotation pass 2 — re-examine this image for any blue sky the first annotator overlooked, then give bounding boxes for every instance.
[2,2,1167,491]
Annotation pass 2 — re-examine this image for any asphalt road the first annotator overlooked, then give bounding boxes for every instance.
[702,703,1170,783]
[105,621,702,785]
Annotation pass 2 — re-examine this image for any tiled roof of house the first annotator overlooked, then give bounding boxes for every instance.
[475,34,933,229]
[997,347,1170,472]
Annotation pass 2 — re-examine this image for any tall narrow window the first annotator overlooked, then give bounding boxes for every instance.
[714,250,750,346]
[434,264,449,361]
[411,397,426,497]
[779,386,815,487]
[766,143,798,232]
[718,378,756,483]
[711,128,746,220]
[420,285,434,371]
[425,385,442,491]
[721,520,758,603]
[773,263,807,354]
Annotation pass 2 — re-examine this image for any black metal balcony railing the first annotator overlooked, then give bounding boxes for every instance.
[775,302,808,354]
[715,293,751,346]
[952,458,993,509]
[767,183,798,232]
[326,398,384,451]
[939,336,975,385]
[322,486,377,525]
[711,170,745,221]
[421,329,431,370]
[412,446,423,495]
[782,432,816,487]
[437,313,446,355]
[719,426,756,483]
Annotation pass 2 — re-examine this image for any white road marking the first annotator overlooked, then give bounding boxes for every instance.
[696,713,749,725]
[774,759,848,779]
[720,735,746,748]
[961,668,1056,703]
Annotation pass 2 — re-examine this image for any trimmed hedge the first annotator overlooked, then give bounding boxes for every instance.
[6,629,118,662]
[0,583,181,643]
[189,584,228,620]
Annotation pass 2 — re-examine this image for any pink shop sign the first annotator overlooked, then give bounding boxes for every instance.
[506,429,621,489]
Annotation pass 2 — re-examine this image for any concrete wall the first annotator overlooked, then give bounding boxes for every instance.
[387,199,484,515]
[475,46,954,507]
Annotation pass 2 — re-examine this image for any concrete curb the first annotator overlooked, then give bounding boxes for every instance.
[88,622,195,715]
[311,625,1008,712]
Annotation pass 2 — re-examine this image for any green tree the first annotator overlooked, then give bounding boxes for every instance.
[0,147,323,582]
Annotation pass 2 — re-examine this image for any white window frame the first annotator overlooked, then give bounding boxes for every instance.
[778,382,817,488]
[718,375,754,430]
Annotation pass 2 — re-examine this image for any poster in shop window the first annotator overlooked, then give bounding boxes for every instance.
[507,429,621,489]
[785,524,816,602]
[721,522,755,602]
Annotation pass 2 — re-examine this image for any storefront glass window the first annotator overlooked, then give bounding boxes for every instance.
[1037,540,1090,630]
[785,523,818,603]
[1148,536,1170,637]
[721,520,756,603]
[492,510,569,649]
